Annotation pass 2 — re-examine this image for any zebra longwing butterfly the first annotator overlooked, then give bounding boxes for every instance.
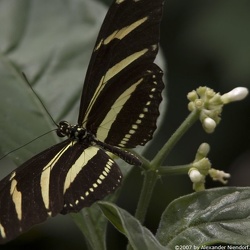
[0,0,164,243]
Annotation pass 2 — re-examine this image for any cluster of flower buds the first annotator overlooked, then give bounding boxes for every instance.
[187,87,248,133]
[188,143,231,191]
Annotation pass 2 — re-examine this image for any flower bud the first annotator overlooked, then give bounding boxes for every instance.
[188,168,203,183]
[197,143,210,157]
[187,90,198,101]
[203,117,216,133]
[221,87,249,104]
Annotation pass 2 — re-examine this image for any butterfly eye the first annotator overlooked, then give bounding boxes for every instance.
[57,121,70,137]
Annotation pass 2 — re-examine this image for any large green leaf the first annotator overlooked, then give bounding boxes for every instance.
[99,201,167,250]
[156,187,250,248]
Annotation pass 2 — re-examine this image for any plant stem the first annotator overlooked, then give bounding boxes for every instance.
[151,109,200,169]
[134,170,158,224]
[158,164,192,175]
[134,109,200,225]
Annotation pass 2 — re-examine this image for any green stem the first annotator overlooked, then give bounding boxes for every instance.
[134,109,200,226]
[158,164,193,175]
[134,170,158,224]
[151,109,200,169]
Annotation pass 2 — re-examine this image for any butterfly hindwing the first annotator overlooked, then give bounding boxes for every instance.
[0,141,122,243]
[61,146,122,213]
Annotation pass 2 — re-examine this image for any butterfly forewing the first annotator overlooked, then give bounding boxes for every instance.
[87,64,164,147]
[78,0,164,135]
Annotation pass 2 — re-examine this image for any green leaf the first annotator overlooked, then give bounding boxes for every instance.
[99,201,167,250]
[70,188,124,250]
[71,204,107,250]
[156,187,250,247]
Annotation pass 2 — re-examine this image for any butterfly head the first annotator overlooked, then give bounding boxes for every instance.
[57,121,88,141]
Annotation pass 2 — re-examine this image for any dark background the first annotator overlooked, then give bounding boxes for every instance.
[2,0,250,249]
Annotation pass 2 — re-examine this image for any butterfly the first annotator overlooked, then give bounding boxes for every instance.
[0,0,164,243]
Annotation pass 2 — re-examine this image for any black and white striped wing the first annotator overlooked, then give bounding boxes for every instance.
[78,0,164,148]
[0,141,122,243]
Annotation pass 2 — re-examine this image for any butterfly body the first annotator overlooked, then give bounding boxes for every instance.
[0,0,165,243]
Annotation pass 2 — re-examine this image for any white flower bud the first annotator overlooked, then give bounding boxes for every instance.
[203,117,216,133]
[221,87,249,104]
[189,169,203,183]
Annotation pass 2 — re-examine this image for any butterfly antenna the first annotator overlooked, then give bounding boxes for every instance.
[0,74,59,161]
[21,72,59,128]
[0,129,57,161]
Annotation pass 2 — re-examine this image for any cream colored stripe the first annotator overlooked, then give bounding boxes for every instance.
[63,147,99,193]
[104,48,148,83]
[116,0,125,4]
[97,78,142,141]
[104,17,148,46]
[95,16,148,51]
[40,142,74,211]
[10,179,22,221]
[0,223,6,239]
[83,49,148,124]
